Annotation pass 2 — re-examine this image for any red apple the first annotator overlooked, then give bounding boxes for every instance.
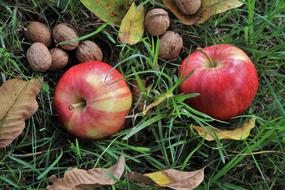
[54,61,132,139]
[179,44,258,120]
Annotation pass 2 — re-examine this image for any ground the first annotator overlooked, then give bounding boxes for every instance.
[0,0,285,189]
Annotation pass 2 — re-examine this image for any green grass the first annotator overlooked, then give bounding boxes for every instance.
[1,0,285,189]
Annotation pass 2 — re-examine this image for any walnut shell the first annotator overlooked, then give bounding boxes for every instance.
[49,48,69,71]
[26,42,52,72]
[159,31,183,60]
[53,23,79,51]
[24,21,51,46]
[174,0,202,15]
[76,40,103,63]
[145,8,170,36]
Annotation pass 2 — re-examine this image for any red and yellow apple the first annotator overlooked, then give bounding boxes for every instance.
[179,44,258,120]
[54,61,132,139]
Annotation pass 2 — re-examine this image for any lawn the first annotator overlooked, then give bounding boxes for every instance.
[0,0,285,189]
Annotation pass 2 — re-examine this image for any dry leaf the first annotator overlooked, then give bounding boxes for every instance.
[128,172,155,185]
[162,0,243,25]
[143,92,174,115]
[193,117,256,141]
[0,79,41,148]
[118,3,145,45]
[47,154,125,190]
[80,0,130,26]
[196,0,244,24]
[129,168,205,190]
[162,0,199,25]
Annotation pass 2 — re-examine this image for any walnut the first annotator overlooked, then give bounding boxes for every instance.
[53,23,79,51]
[26,42,52,72]
[49,48,69,71]
[145,8,170,36]
[174,0,202,16]
[159,31,183,60]
[76,40,103,63]
[24,21,51,46]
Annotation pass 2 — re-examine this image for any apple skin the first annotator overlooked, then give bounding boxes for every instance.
[179,44,258,120]
[54,61,132,139]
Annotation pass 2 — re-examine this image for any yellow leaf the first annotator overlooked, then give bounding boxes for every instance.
[143,92,174,115]
[193,117,256,141]
[197,0,244,23]
[80,0,129,26]
[0,79,41,148]
[144,171,172,186]
[118,3,144,45]
[142,168,204,190]
[129,168,205,190]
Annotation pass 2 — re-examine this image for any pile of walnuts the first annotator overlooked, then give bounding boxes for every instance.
[24,21,103,72]
[144,0,202,60]
[24,0,202,70]
[144,8,183,60]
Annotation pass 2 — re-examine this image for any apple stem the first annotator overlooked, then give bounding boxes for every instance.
[197,47,217,68]
[68,101,86,110]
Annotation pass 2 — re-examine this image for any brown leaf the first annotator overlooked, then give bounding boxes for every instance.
[162,0,199,25]
[47,154,125,190]
[193,117,256,141]
[163,0,243,25]
[128,172,155,185]
[0,79,41,148]
[129,168,205,190]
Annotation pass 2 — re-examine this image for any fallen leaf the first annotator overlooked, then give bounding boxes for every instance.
[162,0,199,25]
[80,0,130,25]
[118,3,145,45]
[143,92,174,115]
[162,0,243,25]
[0,79,41,148]
[193,117,256,141]
[128,172,155,185]
[196,0,244,24]
[129,168,205,190]
[47,154,125,190]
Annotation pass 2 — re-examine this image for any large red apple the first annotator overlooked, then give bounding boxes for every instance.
[54,61,132,139]
[179,44,258,120]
